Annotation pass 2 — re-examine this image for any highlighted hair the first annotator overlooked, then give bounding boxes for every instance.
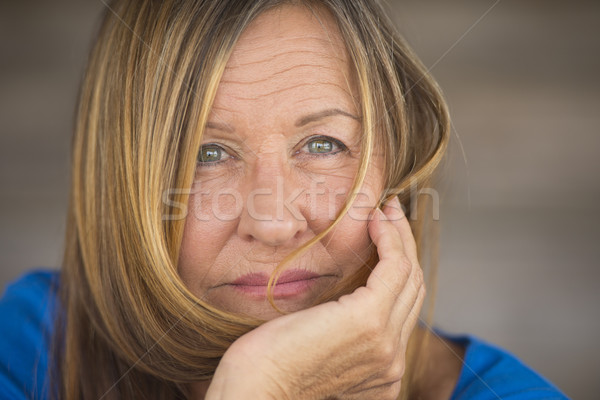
[53,1,449,399]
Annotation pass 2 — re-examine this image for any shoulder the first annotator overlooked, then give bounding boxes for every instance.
[0,270,59,330]
[0,269,61,400]
[443,333,569,400]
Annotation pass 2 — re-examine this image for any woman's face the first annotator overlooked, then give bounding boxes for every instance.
[178,5,384,320]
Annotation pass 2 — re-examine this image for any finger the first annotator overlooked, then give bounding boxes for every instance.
[382,196,418,264]
[366,208,412,298]
[388,262,424,334]
[379,197,425,325]
[399,284,426,351]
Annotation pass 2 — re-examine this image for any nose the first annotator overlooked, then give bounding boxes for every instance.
[237,173,307,247]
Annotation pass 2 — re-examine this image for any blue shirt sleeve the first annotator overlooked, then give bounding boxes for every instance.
[0,270,59,400]
[448,334,570,400]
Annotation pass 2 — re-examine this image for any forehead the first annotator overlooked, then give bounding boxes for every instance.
[212,5,357,119]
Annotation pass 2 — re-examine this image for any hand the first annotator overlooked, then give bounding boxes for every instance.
[204,197,426,400]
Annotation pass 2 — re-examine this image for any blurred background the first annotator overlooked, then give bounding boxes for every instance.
[1,0,598,398]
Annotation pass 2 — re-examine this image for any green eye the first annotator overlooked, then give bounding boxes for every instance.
[305,136,346,155]
[197,144,228,164]
[308,139,333,153]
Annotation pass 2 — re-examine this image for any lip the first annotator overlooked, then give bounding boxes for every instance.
[228,270,326,299]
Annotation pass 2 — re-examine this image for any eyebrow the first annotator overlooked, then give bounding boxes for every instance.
[204,108,360,133]
[205,121,235,133]
[295,108,360,127]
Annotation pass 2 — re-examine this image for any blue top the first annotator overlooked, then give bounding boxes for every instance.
[0,270,58,400]
[0,271,569,399]
[446,334,568,399]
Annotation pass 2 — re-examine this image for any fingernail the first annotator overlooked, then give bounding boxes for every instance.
[385,196,404,220]
[377,207,387,221]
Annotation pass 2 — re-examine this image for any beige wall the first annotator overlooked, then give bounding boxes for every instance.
[1,1,598,398]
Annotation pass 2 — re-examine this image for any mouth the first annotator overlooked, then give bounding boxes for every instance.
[225,269,333,299]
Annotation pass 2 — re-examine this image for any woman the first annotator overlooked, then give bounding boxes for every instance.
[0,0,568,399]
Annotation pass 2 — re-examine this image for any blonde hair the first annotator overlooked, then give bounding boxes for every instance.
[54,0,449,399]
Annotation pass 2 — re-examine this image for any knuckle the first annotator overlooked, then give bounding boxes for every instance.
[392,257,412,285]
[361,298,387,333]
[377,339,397,365]
[386,359,406,382]
[410,267,425,291]
[414,266,424,284]
[379,381,402,400]
[366,314,387,336]
[397,255,412,273]
[390,380,403,398]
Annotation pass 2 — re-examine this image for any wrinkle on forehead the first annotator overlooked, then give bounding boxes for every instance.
[226,39,347,66]
[224,82,354,102]
[224,4,351,76]
[210,4,358,128]
[221,62,340,85]
[224,38,351,78]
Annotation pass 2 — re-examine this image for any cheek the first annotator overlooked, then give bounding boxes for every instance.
[330,164,383,267]
[325,213,374,268]
[311,177,381,276]
[178,190,238,289]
